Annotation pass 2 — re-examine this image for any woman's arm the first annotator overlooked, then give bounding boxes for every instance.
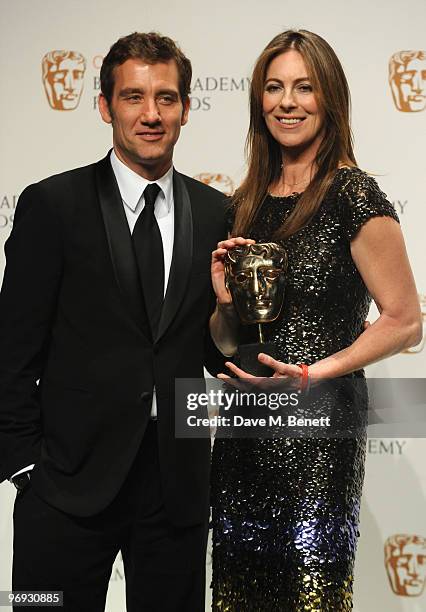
[307,215,421,378]
[209,237,255,356]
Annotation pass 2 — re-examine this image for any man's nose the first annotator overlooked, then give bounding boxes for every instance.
[407,556,419,577]
[412,72,423,94]
[250,271,266,297]
[64,70,74,91]
[139,98,161,124]
[248,271,260,296]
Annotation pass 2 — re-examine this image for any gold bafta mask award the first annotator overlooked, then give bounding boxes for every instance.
[389,50,426,113]
[42,50,86,111]
[225,243,287,376]
[385,534,426,597]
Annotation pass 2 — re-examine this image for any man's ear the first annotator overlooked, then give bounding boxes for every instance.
[181,97,190,126]
[98,94,113,124]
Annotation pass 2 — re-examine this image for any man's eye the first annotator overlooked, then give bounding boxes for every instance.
[158,96,174,105]
[396,556,409,566]
[263,269,280,280]
[235,273,250,283]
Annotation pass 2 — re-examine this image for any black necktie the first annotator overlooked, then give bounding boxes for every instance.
[132,183,164,339]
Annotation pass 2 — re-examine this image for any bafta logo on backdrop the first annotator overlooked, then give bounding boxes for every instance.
[193,173,234,196]
[389,51,426,112]
[385,534,426,597]
[403,294,425,354]
[42,51,86,110]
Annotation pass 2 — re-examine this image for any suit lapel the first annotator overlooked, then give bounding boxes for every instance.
[156,171,193,342]
[95,152,150,339]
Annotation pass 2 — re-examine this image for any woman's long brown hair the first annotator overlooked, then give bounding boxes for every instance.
[232,30,357,240]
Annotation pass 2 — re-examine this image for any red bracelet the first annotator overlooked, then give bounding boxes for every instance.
[297,363,309,392]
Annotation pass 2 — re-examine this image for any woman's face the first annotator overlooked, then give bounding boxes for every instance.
[262,49,325,154]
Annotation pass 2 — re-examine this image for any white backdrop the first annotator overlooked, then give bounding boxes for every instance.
[0,0,425,610]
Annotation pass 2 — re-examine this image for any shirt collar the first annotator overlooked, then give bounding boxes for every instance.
[110,149,174,213]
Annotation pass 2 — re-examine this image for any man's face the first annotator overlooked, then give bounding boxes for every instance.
[391,58,426,112]
[226,253,286,325]
[99,58,189,180]
[44,58,85,110]
[387,541,426,596]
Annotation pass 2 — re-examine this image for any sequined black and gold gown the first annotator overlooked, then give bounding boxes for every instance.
[211,168,399,611]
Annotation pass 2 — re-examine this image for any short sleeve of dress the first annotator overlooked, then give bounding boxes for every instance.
[340,169,399,241]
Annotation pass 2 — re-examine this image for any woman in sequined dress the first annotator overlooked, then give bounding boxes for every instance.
[209,30,422,611]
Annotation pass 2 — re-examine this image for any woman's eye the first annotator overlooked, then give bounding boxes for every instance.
[265,84,282,93]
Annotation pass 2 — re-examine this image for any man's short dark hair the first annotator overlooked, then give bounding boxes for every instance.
[100,32,192,106]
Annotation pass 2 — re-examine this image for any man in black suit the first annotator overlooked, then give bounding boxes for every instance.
[0,32,226,611]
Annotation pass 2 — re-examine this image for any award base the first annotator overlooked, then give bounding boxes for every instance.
[235,342,278,377]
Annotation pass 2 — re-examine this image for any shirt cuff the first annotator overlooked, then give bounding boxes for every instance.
[9,464,35,481]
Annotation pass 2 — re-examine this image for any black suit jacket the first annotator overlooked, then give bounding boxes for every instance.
[0,153,227,525]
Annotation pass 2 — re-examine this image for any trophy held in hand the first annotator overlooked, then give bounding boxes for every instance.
[225,243,287,376]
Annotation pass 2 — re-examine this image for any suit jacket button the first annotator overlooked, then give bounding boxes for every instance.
[153,345,159,355]
[140,392,151,402]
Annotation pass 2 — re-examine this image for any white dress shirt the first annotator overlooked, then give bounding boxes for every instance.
[10,150,174,479]
[110,149,175,418]
[110,149,175,294]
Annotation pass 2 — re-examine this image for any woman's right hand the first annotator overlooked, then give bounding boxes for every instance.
[211,237,255,304]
